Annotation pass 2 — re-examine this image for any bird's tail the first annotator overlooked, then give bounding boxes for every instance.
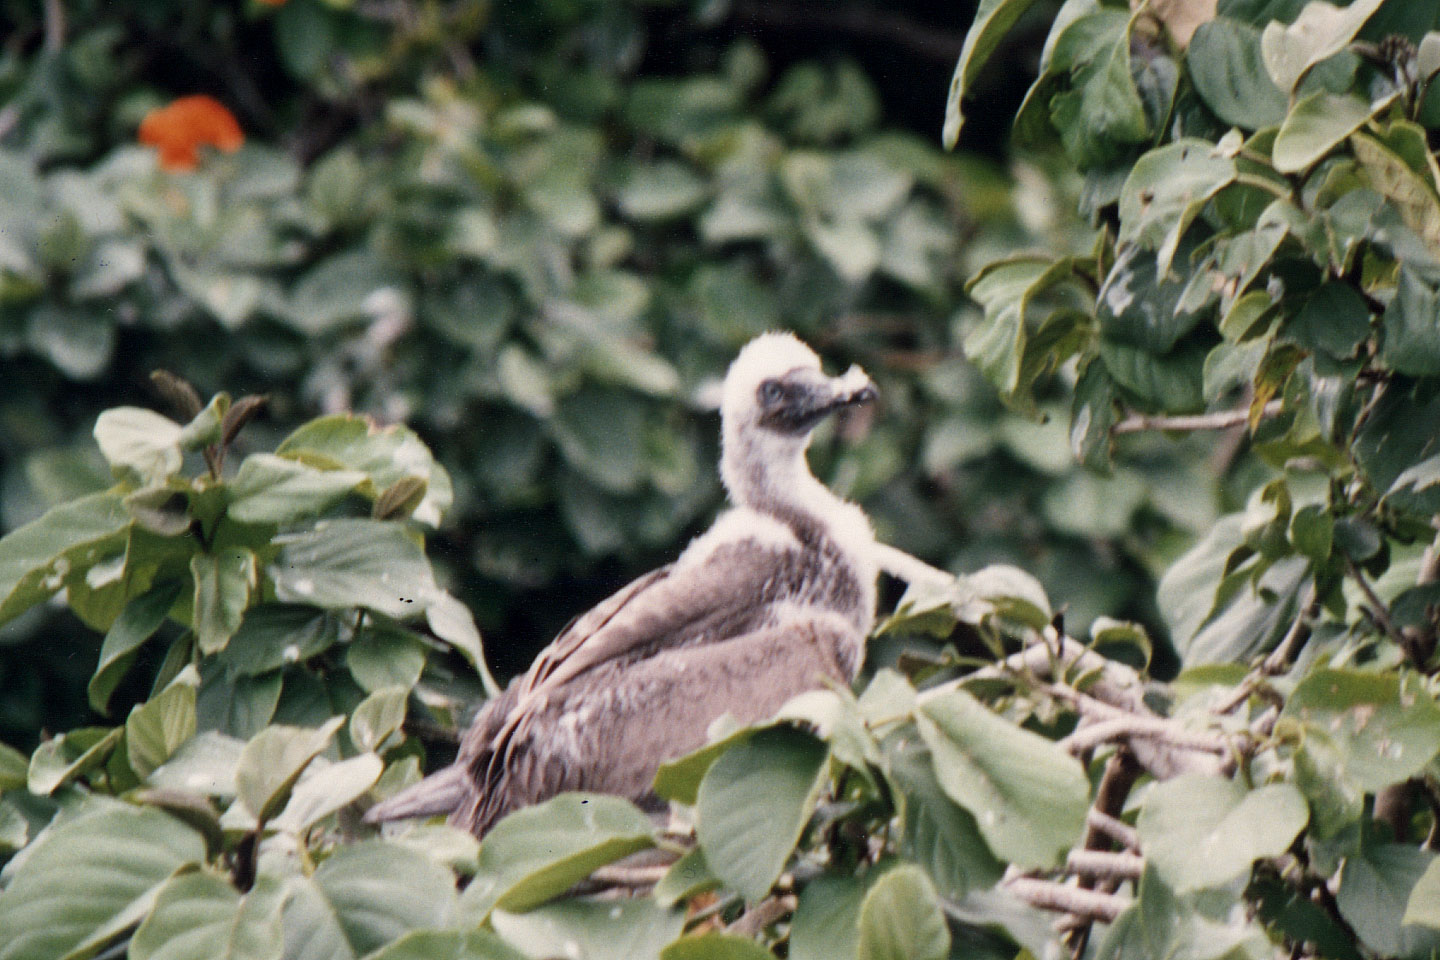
[362,765,467,824]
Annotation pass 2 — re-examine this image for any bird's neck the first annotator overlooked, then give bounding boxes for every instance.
[721,430,862,546]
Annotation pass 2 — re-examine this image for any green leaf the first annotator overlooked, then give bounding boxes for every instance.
[653,846,719,908]
[1118,140,1237,276]
[89,580,184,714]
[129,870,285,960]
[1336,843,1440,959]
[226,454,368,525]
[271,753,383,833]
[460,794,653,918]
[1355,384,1440,519]
[349,686,408,753]
[1283,670,1440,794]
[126,682,198,779]
[423,592,498,694]
[490,897,684,960]
[1260,0,1386,93]
[220,604,341,679]
[346,625,426,693]
[1048,9,1149,167]
[944,0,1046,147]
[1380,268,1440,376]
[362,929,526,960]
[284,250,403,335]
[28,727,123,795]
[1138,775,1308,892]
[916,690,1089,869]
[885,737,1003,900]
[191,549,257,655]
[277,414,453,527]
[963,255,1088,401]
[0,742,27,790]
[267,519,436,620]
[652,726,757,806]
[696,726,830,902]
[1272,92,1392,174]
[146,731,245,797]
[234,717,344,823]
[790,873,866,960]
[1099,339,1206,413]
[1289,503,1334,562]
[1405,858,1440,929]
[303,841,456,955]
[0,491,130,626]
[660,935,773,960]
[1187,18,1288,129]
[0,803,206,960]
[196,667,282,741]
[617,161,706,221]
[1286,282,1371,359]
[857,864,951,960]
[93,407,183,484]
[1352,132,1440,261]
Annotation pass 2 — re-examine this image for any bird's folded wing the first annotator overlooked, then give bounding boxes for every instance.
[522,542,794,696]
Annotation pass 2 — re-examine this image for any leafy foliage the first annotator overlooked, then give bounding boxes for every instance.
[3,0,1440,959]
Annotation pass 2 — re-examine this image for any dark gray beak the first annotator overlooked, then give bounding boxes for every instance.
[759,364,877,435]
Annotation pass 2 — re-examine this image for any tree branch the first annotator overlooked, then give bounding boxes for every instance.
[1085,809,1140,852]
[1003,878,1129,923]
[1112,400,1282,435]
[1060,715,1230,756]
[726,894,796,937]
[1065,849,1144,881]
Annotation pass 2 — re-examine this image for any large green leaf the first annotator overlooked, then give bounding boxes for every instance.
[276,414,453,527]
[0,491,130,626]
[790,874,867,960]
[0,803,206,960]
[1283,670,1440,794]
[126,681,198,779]
[1272,92,1391,174]
[1259,0,1386,93]
[220,604,342,679]
[916,690,1089,869]
[490,897,684,960]
[695,726,830,902]
[88,579,184,714]
[234,717,344,823]
[660,934,773,960]
[1380,267,1440,376]
[1336,843,1440,959]
[226,454,368,525]
[271,753,383,833]
[191,548,257,655]
[1138,775,1308,892]
[459,793,655,918]
[129,871,285,960]
[885,737,1003,900]
[1048,8,1149,168]
[92,408,183,484]
[1187,18,1288,128]
[267,519,436,620]
[1405,858,1440,930]
[1118,141,1237,276]
[856,864,951,960]
[361,929,526,960]
[28,726,123,795]
[943,0,1046,147]
[284,842,456,958]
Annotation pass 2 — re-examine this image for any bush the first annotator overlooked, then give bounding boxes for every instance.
[2,1,1439,959]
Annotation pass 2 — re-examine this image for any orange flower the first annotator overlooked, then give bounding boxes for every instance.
[138,95,245,172]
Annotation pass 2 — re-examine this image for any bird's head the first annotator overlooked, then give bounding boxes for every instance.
[719,332,876,502]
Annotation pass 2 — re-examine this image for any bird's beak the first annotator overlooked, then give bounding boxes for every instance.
[831,364,877,408]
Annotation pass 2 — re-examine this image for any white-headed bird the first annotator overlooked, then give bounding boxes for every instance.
[365,332,879,836]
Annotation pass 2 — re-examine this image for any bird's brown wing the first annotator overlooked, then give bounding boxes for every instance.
[518,541,795,698]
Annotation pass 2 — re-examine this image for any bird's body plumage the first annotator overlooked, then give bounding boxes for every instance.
[365,333,879,836]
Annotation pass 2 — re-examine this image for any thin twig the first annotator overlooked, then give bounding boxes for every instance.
[1060,715,1230,756]
[1003,878,1129,923]
[1085,809,1140,853]
[1346,556,1403,643]
[1065,849,1145,881]
[1112,400,1282,435]
[42,0,64,50]
[589,863,671,887]
[1216,581,1321,715]
[726,894,796,937]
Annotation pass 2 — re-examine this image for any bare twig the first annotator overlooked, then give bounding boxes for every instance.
[1215,581,1321,715]
[1085,809,1139,852]
[726,894,796,937]
[1003,878,1129,923]
[1112,400,1282,435]
[1065,849,1145,881]
[1060,715,1230,756]
[42,0,64,51]
[589,863,671,888]
[1346,556,1404,644]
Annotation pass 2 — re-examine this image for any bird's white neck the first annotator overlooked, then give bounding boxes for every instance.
[720,427,874,561]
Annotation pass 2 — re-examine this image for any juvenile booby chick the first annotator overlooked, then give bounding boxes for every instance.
[365,332,879,836]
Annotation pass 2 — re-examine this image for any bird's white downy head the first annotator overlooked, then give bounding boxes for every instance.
[718,331,875,517]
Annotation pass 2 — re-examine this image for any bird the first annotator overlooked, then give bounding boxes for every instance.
[364,332,880,836]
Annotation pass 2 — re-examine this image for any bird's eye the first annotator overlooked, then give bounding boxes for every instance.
[759,380,784,405]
